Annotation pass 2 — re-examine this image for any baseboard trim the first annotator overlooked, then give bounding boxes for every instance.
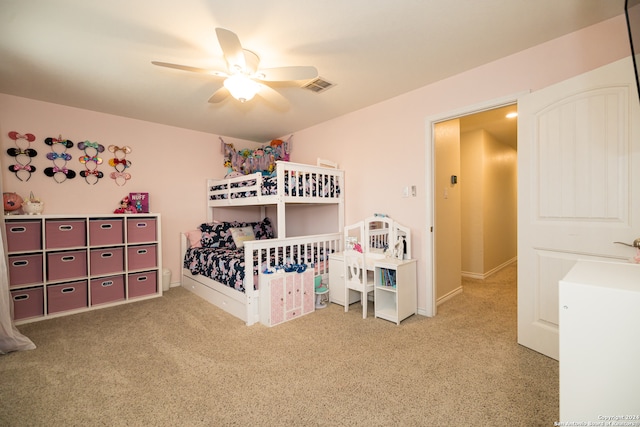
[461,257,517,280]
[436,286,463,306]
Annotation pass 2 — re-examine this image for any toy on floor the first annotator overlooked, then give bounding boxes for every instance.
[314,276,329,309]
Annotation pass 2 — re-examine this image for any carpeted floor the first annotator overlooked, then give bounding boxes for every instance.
[0,263,558,426]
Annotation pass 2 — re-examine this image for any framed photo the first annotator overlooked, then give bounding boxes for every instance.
[129,192,149,213]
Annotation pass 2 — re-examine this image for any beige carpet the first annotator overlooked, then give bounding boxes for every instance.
[0,263,558,426]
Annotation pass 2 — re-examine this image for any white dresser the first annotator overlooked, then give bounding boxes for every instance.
[559,260,640,423]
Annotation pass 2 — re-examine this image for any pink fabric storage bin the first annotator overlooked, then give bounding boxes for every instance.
[8,254,43,288]
[90,274,125,305]
[89,219,124,246]
[127,244,157,270]
[5,221,42,252]
[11,287,44,320]
[128,271,157,298]
[47,280,88,314]
[45,219,86,249]
[47,250,87,281]
[90,247,124,275]
[126,218,157,243]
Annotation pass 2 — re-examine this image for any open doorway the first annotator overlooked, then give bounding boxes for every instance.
[433,104,518,306]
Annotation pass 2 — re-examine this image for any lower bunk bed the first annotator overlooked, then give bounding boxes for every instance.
[180,224,341,326]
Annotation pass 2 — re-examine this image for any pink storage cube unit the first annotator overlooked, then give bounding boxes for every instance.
[127,244,157,270]
[126,218,156,243]
[11,287,44,320]
[89,219,124,246]
[47,250,87,281]
[47,280,88,314]
[128,271,157,298]
[90,247,124,275]
[8,254,43,287]
[5,221,42,252]
[90,274,125,305]
[45,219,86,249]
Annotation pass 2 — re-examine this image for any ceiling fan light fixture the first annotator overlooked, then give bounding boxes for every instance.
[224,74,260,102]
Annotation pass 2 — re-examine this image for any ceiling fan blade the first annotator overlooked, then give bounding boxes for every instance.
[151,61,227,77]
[208,86,230,103]
[215,28,245,73]
[257,84,289,109]
[257,66,318,82]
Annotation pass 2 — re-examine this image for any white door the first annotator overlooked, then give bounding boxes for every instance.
[517,57,640,360]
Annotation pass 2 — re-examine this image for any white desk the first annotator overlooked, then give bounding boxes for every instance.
[328,252,417,323]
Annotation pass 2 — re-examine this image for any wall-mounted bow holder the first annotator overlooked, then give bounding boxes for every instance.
[78,140,105,185]
[7,131,38,181]
[108,145,132,186]
[44,136,76,183]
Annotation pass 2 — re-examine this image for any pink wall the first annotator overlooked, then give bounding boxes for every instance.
[286,15,630,312]
[0,15,631,308]
[0,95,257,282]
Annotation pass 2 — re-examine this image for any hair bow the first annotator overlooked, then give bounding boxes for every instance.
[80,169,104,184]
[81,170,103,177]
[46,152,72,161]
[108,145,132,154]
[78,141,105,152]
[45,137,74,148]
[110,171,131,186]
[79,155,103,164]
[7,148,38,157]
[44,166,76,180]
[110,171,131,179]
[108,158,130,167]
[8,164,36,181]
[8,131,36,142]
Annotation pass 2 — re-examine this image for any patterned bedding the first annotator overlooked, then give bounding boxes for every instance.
[184,246,251,292]
[183,244,332,293]
[209,173,340,200]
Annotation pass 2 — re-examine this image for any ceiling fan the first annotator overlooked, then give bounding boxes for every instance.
[152,28,318,106]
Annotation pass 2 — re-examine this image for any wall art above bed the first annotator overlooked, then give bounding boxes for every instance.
[221,137,291,178]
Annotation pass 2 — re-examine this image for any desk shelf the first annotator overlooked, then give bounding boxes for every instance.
[374,259,417,324]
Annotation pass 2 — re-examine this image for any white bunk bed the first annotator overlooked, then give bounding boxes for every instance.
[181,161,345,325]
[207,160,344,237]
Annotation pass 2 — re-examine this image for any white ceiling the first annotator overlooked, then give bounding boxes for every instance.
[0,0,625,143]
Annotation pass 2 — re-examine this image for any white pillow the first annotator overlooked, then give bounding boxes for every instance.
[230,226,255,249]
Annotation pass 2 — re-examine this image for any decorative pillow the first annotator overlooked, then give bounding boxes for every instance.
[230,226,255,249]
[199,218,273,249]
[199,222,234,248]
[185,230,202,248]
[229,218,274,242]
[252,217,274,240]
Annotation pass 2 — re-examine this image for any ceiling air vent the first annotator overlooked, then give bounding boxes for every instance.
[301,77,335,93]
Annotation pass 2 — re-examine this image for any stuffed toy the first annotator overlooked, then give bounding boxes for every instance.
[221,138,292,176]
[113,196,137,214]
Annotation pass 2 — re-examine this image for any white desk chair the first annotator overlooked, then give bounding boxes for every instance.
[343,249,375,319]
